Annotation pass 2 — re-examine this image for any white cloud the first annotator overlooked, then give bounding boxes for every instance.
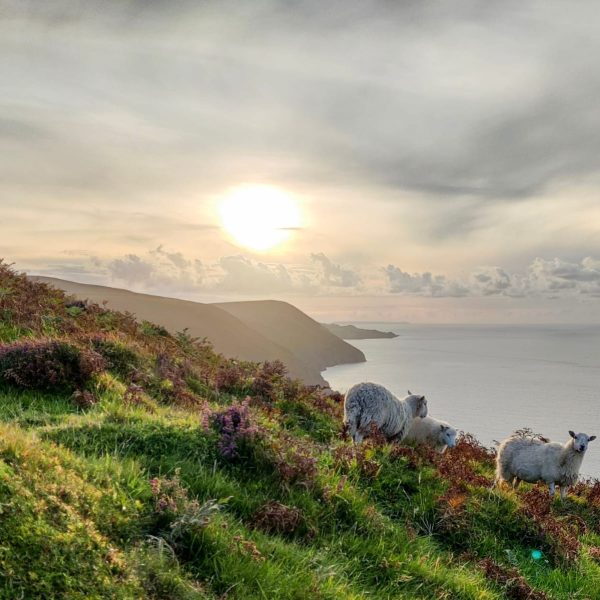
[385,258,600,299]
[384,265,469,297]
[216,255,300,293]
[311,253,361,288]
[108,254,154,284]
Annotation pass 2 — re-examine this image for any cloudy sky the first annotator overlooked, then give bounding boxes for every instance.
[2,0,600,322]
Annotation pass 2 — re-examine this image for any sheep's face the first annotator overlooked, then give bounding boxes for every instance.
[569,431,597,453]
[407,392,427,418]
[441,425,457,448]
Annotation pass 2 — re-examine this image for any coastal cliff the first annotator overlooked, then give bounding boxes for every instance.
[33,277,365,385]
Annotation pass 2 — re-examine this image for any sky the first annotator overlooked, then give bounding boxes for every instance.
[2,0,600,323]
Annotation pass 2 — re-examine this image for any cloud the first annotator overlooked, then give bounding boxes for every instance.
[311,253,361,288]
[107,248,203,293]
[152,245,191,270]
[25,243,600,304]
[216,255,299,293]
[5,0,600,206]
[108,254,154,284]
[384,265,469,297]
[385,257,600,299]
[528,257,600,296]
[470,267,526,297]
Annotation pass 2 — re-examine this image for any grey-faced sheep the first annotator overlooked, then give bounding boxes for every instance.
[344,383,427,444]
[494,430,596,500]
[404,416,457,452]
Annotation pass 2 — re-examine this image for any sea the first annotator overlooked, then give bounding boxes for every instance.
[323,324,600,478]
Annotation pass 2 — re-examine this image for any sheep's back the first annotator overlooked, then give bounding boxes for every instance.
[498,437,562,482]
[344,382,402,435]
[405,416,439,444]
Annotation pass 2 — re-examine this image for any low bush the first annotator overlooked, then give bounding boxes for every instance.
[0,339,105,392]
[91,336,143,378]
[211,398,258,459]
[252,501,303,536]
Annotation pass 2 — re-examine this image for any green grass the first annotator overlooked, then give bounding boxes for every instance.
[1,263,600,598]
[2,377,600,599]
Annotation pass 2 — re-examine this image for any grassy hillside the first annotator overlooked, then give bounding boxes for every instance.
[1,261,600,599]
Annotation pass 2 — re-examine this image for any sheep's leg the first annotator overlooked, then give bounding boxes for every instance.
[548,482,556,498]
[560,486,568,502]
[512,477,521,490]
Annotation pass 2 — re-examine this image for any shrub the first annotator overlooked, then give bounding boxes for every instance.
[250,360,287,401]
[479,557,549,600]
[142,321,170,337]
[212,398,258,459]
[149,471,221,543]
[150,353,198,405]
[71,389,97,409]
[212,362,247,393]
[252,501,303,536]
[520,487,581,565]
[0,339,105,392]
[271,437,319,489]
[91,337,142,379]
[333,442,381,480]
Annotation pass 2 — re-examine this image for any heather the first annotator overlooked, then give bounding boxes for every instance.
[0,261,600,599]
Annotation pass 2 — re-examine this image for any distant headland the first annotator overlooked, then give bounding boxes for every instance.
[322,323,399,340]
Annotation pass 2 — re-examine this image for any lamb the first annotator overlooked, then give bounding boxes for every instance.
[494,430,596,500]
[344,383,427,444]
[404,416,457,452]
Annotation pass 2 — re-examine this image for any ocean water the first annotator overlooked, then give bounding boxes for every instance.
[323,324,600,478]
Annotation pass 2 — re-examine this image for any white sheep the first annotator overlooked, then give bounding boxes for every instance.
[404,416,457,453]
[494,430,596,500]
[344,383,427,444]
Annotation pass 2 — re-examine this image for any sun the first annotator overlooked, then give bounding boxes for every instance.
[219,185,301,251]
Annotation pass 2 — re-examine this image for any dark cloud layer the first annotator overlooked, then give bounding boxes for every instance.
[3,0,600,206]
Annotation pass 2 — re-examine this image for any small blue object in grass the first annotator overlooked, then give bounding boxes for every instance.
[531,549,543,561]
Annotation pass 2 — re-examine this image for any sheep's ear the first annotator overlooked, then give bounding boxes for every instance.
[590,435,597,442]
[440,424,448,431]
[569,430,576,439]
[407,390,412,395]
[420,395,426,402]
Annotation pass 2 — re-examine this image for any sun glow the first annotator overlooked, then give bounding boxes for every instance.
[219,185,301,251]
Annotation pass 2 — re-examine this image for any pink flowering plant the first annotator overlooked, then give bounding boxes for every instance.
[211,397,258,459]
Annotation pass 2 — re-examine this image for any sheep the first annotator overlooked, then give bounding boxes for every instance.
[404,415,457,453]
[344,383,427,444]
[494,430,596,500]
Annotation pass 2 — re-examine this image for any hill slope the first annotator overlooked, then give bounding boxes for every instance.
[1,263,600,599]
[33,277,363,385]
[216,300,365,373]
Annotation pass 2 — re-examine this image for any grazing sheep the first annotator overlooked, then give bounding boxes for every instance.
[405,416,457,453]
[494,430,596,500]
[344,383,427,444]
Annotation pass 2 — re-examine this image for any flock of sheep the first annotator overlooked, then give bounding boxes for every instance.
[343,382,596,500]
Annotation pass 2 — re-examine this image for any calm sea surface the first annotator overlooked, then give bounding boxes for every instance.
[323,324,600,478]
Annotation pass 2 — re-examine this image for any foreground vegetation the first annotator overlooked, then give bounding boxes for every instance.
[0,261,600,599]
